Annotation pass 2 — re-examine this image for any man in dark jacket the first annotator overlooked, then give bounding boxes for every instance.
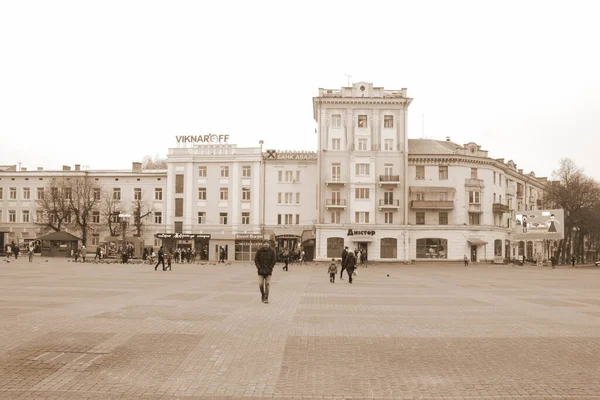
[255,241,276,303]
[340,246,349,280]
[155,246,165,271]
[345,251,357,284]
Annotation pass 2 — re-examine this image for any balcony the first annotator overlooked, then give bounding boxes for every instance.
[493,203,510,213]
[378,199,401,209]
[465,178,485,188]
[325,175,347,186]
[411,200,454,210]
[468,203,483,213]
[325,199,347,209]
[378,175,400,186]
[506,186,516,197]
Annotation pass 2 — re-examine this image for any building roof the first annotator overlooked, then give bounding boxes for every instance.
[408,139,462,154]
[37,231,81,241]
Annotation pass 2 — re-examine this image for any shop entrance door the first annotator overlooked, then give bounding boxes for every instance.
[195,238,209,260]
[357,242,368,265]
[471,245,477,262]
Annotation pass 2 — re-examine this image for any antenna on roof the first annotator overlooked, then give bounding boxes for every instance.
[345,74,352,86]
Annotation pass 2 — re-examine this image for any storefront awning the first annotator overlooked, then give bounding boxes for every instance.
[467,239,488,246]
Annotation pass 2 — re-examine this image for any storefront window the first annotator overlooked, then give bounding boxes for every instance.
[380,238,397,259]
[327,237,344,258]
[416,238,447,259]
[235,240,261,261]
[494,239,502,256]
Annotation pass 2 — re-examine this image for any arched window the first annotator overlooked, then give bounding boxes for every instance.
[416,238,448,259]
[518,241,525,256]
[380,238,397,259]
[494,239,502,256]
[327,237,344,258]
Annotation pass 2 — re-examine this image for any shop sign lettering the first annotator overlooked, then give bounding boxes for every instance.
[347,229,375,236]
[175,134,229,144]
[235,234,263,240]
[155,233,211,239]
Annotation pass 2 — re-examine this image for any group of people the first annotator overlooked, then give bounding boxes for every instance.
[279,248,307,271]
[336,246,359,283]
[5,242,36,262]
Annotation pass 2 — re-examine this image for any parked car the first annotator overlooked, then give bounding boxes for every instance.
[595,260,600,266]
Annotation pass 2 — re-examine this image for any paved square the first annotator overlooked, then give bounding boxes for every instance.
[1,258,599,399]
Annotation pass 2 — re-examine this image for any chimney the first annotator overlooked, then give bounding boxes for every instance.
[446,136,451,142]
[132,162,142,172]
[75,164,81,171]
[63,165,71,171]
[37,167,43,171]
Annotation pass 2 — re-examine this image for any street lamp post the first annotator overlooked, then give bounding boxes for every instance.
[119,213,131,263]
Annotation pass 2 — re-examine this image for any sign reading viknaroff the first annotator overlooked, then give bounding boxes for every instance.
[514,209,564,240]
[176,134,229,144]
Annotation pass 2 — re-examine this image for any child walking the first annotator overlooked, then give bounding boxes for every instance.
[328,258,338,283]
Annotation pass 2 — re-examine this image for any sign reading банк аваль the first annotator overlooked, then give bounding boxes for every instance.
[176,134,230,144]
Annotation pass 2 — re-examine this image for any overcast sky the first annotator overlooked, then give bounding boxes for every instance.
[1,1,599,180]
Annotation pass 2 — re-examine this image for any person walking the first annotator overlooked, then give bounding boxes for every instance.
[282,249,289,271]
[12,242,19,260]
[328,259,338,283]
[571,255,576,267]
[340,246,348,280]
[166,251,172,271]
[219,247,226,263]
[28,244,34,262]
[155,246,165,271]
[6,244,11,259]
[345,251,357,284]
[254,241,276,303]
[94,246,101,261]
[464,254,469,266]
[80,246,87,263]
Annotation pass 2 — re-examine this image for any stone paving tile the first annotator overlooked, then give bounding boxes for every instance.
[0,258,599,399]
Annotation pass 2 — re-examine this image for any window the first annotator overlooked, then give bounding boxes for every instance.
[331,164,341,179]
[277,214,282,225]
[416,212,425,225]
[277,193,282,204]
[499,195,502,204]
[358,138,367,151]
[355,163,370,176]
[174,221,183,233]
[219,213,228,225]
[22,210,30,223]
[64,188,72,200]
[381,237,397,258]
[439,212,448,225]
[220,166,229,178]
[469,213,481,225]
[0,187,3,199]
[296,214,300,225]
[198,212,206,224]
[23,188,30,200]
[175,198,183,217]
[92,211,100,223]
[198,188,206,200]
[278,170,283,182]
[384,139,393,151]
[175,174,184,193]
[154,212,162,224]
[439,192,447,201]
[439,166,448,180]
[332,114,341,127]
[332,138,341,150]
[296,171,301,182]
[416,238,447,259]
[358,115,367,128]
[331,191,341,205]
[113,188,121,201]
[327,237,344,258]
[469,191,480,204]
[330,211,341,223]
[285,192,293,204]
[36,187,45,200]
[198,166,207,177]
[384,190,394,204]
[51,187,58,197]
[384,164,393,176]
[355,212,370,224]
[493,172,497,184]
[384,115,393,128]
[355,188,370,199]
[493,193,497,203]
[416,166,425,180]
[499,174,502,186]
[296,193,300,204]
[471,168,478,179]
[416,192,425,201]
[10,188,16,199]
[285,171,293,182]
[508,198,513,209]
[91,234,100,246]
[154,188,163,200]
[220,188,228,201]
[134,188,142,200]
[384,212,394,224]
[242,212,250,225]
[64,214,72,224]
[285,214,293,224]
[36,210,43,222]
[242,188,251,201]
[93,188,100,200]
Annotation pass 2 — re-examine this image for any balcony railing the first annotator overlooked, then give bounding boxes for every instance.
[492,203,510,213]
[465,178,485,187]
[468,203,483,213]
[378,175,400,185]
[325,199,347,208]
[411,200,454,210]
[325,175,347,185]
[378,199,400,208]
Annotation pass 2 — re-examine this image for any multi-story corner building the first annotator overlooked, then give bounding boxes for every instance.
[0,163,167,255]
[165,144,262,262]
[263,150,317,259]
[313,82,412,261]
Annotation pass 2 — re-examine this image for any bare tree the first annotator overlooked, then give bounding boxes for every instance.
[131,198,153,237]
[142,154,167,169]
[101,192,122,237]
[35,178,71,232]
[64,175,101,246]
